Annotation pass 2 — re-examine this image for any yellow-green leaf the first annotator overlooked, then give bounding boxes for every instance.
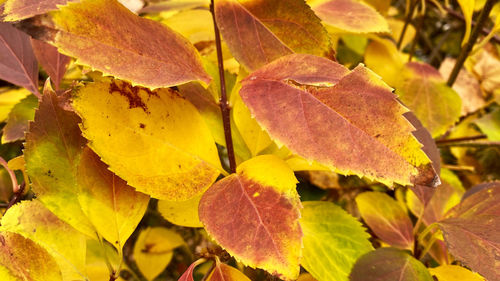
[133,227,185,281]
[301,201,373,281]
[77,147,149,251]
[0,200,87,281]
[0,231,63,281]
[161,9,214,44]
[1,94,37,144]
[85,239,125,281]
[458,0,475,45]
[206,261,251,281]
[0,88,31,123]
[429,265,485,281]
[199,155,302,280]
[73,78,222,200]
[158,194,203,228]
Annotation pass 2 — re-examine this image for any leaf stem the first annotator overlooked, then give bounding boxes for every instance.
[437,140,500,147]
[435,134,487,144]
[397,0,418,49]
[210,0,237,174]
[0,156,19,193]
[446,0,498,87]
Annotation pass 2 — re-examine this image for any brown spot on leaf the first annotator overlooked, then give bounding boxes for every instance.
[139,123,145,129]
[108,81,158,113]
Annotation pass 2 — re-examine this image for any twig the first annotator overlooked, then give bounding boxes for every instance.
[446,0,498,87]
[398,0,419,49]
[3,182,25,215]
[409,13,425,62]
[437,141,500,147]
[210,0,236,173]
[435,134,488,144]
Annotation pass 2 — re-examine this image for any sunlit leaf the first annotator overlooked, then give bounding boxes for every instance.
[475,108,500,141]
[471,49,500,93]
[1,0,74,21]
[396,62,462,137]
[350,248,433,281]
[162,9,214,44]
[199,155,302,280]
[364,39,406,86]
[0,22,38,95]
[439,58,485,115]
[0,200,87,280]
[206,261,251,281]
[86,239,125,281]
[438,182,500,281]
[19,0,210,88]
[158,194,203,228]
[0,88,31,123]
[300,201,373,281]
[1,94,37,143]
[214,0,332,71]
[240,53,438,187]
[429,265,485,281]
[73,78,222,200]
[24,87,96,237]
[356,192,414,249]
[458,0,474,45]
[133,227,184,281]
[31,39,71,91]
[0,231,63,281]
[311,0,390,33]
[77,147,149,251]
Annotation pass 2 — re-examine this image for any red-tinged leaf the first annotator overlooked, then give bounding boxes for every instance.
[438,182,500,281]
[31,38,70,90]
[350,248,433,281]
[356,192,414,250]
[215,0,332,71]
[178,258,206,281]
[1,0,75,21]
[206,260,251,281]
[240,54,438,187]
[0,22,39,96]
[311,0,390,33]
[199,155,302,280]
[19,0,210,88]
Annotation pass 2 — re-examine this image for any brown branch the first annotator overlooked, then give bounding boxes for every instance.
[435,134,488,144]
[398,0,419,49]
[437,140,500,147]
[210,0,236,173]
[446,0,499,87]
[2,182,25,216]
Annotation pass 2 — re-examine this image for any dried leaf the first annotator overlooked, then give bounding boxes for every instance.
[73,78,222,200]
[199,155,302,280]
[240,54,438,187]
[0,22,38,95]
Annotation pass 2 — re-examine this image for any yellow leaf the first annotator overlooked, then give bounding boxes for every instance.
[77,148,149,251]
[86,240,125,281]
[388,18,416,50]
[429,265,485,281]
[133,227,185,281]
[1,200,87,280]
[162,9,214,44]
[158,194,203,228]
[73,78,222,200]
[0,88,30,123]
[458,0,475,45]
[364,39,406,86]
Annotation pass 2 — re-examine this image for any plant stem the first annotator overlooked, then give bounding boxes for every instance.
[446,0,498,87]
[210,0,236,174]
[397,0,418,49]
[437,141,500,147]
[435,134,487,144]
[408,13,425,62]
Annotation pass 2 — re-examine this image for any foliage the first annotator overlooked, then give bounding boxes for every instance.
[0,0,499,280]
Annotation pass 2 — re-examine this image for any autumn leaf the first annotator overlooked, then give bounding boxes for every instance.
[24,86,96,237]
[199,155,302,280]
[86,240,125,281]
[179,259,207,281]
[300,201,373,281]
[240,53,438,187]
[214,0,332,71]
[1,0,74,21]
[134,227,185,281]
[438,182,500,281]
[475,108,500,141]
[310,0,390,33]
[158,194,204,228]
[356,192,414,250]
[73,78,222,200]
[350,248,433,281]
[31,39,71,91]
[77,147,149,252]
[206,260,251,281]
[0,88,31,123]
[0,22,39,96]
[457,0,474,45]
[1,94,37,143]
[429,265,485,281]
[0,200,87,280]
[0,231,63,281]
[18,0,210,88]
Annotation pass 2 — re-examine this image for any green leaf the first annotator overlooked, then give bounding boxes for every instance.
[133,227,184,281]
[1,94,37,144]
[0,200,87,281]
[475,108,500,141]
[199,155,302,280]
[300,201,373,281]
[240,53,438,187]
[72,78,222,200]
[350,248,433,281]
[356,192,414,250]
[77,147,149,251]
[24,87,96,237]
[0,231,63,281]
